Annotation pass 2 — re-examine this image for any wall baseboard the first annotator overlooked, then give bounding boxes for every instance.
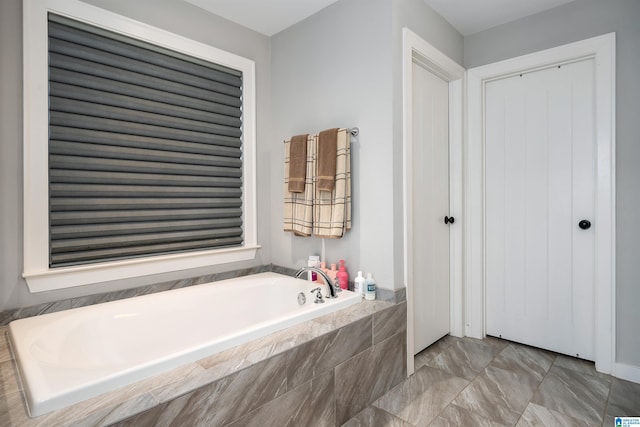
[615,362,640,384]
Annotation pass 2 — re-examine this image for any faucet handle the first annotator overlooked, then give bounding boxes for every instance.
[310,287,325,304]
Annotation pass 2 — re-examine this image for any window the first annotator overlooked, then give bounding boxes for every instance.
[23,0,258,292]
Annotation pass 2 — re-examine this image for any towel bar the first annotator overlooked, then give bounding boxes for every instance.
[283,127,359,141]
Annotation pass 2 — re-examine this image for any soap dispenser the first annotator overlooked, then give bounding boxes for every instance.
[337,260,349,290]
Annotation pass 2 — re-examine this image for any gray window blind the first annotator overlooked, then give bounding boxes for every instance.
[48,14,244,267]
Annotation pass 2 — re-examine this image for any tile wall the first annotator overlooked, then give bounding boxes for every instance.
[113,302,407,426]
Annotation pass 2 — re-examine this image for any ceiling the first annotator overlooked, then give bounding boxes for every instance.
[183,0,577,37]
[183,0,342,36]
[423,0,577,35]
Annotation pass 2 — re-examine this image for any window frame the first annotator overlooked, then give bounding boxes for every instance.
[23,0,259,292]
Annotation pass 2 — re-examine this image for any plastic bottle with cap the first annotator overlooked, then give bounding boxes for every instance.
[354,271,366,297]
[327,263,338,283]
[307,255,319,281]
[317,261,330,284]
[364,273,376,300]
[337,260,349,290]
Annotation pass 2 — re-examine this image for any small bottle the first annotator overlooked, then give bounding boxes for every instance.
[354,271,366,297]
[317,261,329,284]
[364,273,376,300]
[338,260,349,290]
[327,263,338,283]
[308,255,320,281]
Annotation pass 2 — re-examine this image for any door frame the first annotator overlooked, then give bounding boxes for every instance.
[466,33,616,374]
[403,28,465,376]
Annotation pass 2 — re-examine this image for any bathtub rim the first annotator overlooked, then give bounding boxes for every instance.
[8,272,363,418]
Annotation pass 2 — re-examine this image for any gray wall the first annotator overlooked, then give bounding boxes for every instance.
[270,0,395,287]
[391,0,463,285]
[269,0,463,289]
[464,0,640,368]
[0,0,272,311]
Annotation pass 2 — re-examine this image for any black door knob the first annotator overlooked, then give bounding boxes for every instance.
[444,216,455,225]
[578,220,591,230]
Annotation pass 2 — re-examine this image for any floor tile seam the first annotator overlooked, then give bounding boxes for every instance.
[552,357,605,380]
[430,371,477,425]
[416,336,457,364]
[417,349,441,365]
[552,365,610,408]
[440,402,512,427]
[518,352,555,419]
[371,372,409,411]
[378,364,471,425]
[377,405,418,427]
[465,351,551,427]
[486,352,555,385]
[419,362,477,386]
[530,354,607,426]
[600,376,614,426]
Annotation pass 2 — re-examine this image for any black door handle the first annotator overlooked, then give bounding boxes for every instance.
[444,216,455,225]
[578,220,591,230]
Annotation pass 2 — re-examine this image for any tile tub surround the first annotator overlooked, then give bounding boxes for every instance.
[0,299,407,426]
[0,264,404,326]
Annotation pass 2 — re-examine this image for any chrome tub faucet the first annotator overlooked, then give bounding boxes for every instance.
[294,267,338,298]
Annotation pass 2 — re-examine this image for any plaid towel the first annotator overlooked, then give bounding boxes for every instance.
[313,128,351,238]
[284,134,315,236]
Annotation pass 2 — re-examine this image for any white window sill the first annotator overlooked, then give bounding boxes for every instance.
[23,245,261,293]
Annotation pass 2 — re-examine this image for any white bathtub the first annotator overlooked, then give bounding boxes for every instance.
[9,272,361,417]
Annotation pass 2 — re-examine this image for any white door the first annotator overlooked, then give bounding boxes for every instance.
[485,59,595,360]
[412,62,451,354]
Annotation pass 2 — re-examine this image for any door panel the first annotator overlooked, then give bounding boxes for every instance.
[485,59,595,360]
[412,62,450,354]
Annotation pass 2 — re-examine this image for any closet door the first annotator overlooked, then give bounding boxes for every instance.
[412,62,451,354]
[485,59,596,360]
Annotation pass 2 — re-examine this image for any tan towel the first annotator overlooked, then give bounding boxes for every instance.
[317,128,339,192]
[287,134,308,193]
[284,135,315,236]
[313,128,351,238]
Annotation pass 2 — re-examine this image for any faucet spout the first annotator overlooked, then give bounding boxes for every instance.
[294,267,337,298]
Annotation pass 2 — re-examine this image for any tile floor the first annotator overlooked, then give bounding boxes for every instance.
[344,336,640,427]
